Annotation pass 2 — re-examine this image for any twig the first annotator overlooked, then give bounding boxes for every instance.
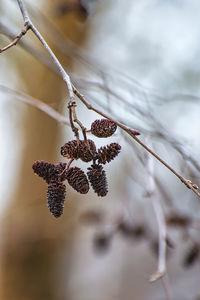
[0,25,29,53]
[0,84,69,126]
[145,142,173,300]
[16,0,74,101]
[73,87,200,199]
[68,101,79,139]
[146,148,167,283]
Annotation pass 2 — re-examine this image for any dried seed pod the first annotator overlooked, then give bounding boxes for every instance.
[47,182,66,218]
[65,167,89,194]
[78,139,96,162]
[32,160,66,184]
[60,140,80,159]
[91,119,117,138]
[87,164,108,197]
[95,143,121,164]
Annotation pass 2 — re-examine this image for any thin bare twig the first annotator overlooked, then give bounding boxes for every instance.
[0,25,29,53]
[146,149,167,282]
[68,101,79,139]
[0,84,69,126]
[73,87,200,199]
[16,0,74,101]
[145,142,173,300]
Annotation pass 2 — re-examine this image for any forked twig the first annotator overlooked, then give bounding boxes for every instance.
[0,25,29,53]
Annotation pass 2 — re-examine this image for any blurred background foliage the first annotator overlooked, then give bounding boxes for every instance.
[0,0,200,299]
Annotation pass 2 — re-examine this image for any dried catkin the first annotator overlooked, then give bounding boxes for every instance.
[47,182,66,218]
[91,119,117,138]
[65,167,89,194]
[96,143,121,164]
[32,160,66,184]
[87,164,108,197]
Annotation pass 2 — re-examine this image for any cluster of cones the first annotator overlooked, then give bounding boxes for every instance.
[32,119,121,218]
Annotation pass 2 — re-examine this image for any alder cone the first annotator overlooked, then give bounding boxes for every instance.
[96,143,121,164]
[78,139,96,162]
[91,119,117,138]
[87,164,108,197]
[47,182,66,218]
[32,160,66,184]
[60,140,79,159]
[65,167,89,194]
[60,139,96,162]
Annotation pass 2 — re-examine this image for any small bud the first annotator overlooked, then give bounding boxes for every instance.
[65,167,89,194]
[32,160,66,184]
[87,164,108,197]
[91,119,117,138]
[47,182,66,218]
[95,143,121,165]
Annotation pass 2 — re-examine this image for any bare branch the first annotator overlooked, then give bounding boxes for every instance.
[0,84,69,126]
[16,0,74,101]
[0,25,29,53]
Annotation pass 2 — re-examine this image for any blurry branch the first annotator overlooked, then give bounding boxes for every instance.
[16,0,74,100]
[146,149,167,282]
[0,84,69,126]
[146,144,172,299]
[0,25,28,53]
[0,1,199,200]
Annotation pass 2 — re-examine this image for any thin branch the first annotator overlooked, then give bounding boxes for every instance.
[68,101,79,139]
[0,84,69,126]
[73,87,200,199]
[16,0,74,101]
[0,25,29,53]
[146,147,167,283]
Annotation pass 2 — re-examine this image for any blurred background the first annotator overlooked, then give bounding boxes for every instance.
[0,0,200,299]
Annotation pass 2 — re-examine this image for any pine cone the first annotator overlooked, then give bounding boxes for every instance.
[87,164,108,197]
[95,143,121,164]
[65,167,89,194]
[47,182,66,218]
[32,160,66,184]
[60,140,80,159]
[78,139,96,162]
[91,119,117,138]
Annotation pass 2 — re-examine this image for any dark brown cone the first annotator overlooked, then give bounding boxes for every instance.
[95,143,121,165]
[91,119,117,138]
[47,182,66,218]
[87,164,108,197]
[60,140,80,159]
[78,139,96,162]
[60,139,96,162]
[65,167,89,194]
[32,160,66,184]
